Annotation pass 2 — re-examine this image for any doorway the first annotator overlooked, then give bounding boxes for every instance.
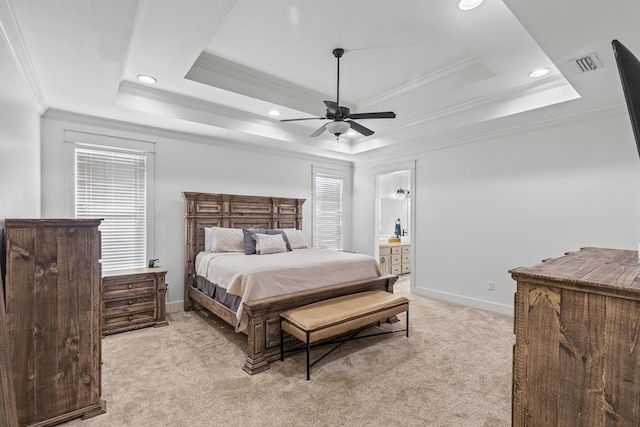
[375,167,414,292]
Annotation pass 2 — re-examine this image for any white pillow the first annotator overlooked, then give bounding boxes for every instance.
[211,227,245,252]
[254,233,288,255]
[283,229,309,250]
[204,227,213,252]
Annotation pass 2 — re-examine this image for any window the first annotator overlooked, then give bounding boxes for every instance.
[313,171,344,250]
[75,144,148,271]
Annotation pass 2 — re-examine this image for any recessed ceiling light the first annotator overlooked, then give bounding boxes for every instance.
[137,74,157,84]
[458,0,483,11]
[529,68,550,78]
[268,109,281,117]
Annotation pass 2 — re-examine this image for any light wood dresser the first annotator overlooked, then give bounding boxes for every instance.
[379,243,410,275]
[102,267,168,335]
[4,219,105,426]
[510,247,640,426]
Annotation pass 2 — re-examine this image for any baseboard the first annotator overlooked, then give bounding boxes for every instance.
[412,287,513,316]
[166,300,184,313]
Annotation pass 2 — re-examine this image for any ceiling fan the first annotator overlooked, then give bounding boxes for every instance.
[280,48,396,139]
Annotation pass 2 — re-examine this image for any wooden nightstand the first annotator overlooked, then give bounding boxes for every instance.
[102,267,169,335]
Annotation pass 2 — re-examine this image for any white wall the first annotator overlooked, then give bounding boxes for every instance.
[354,108,640,314]
[40,112,353,306]
[0,34,41,220]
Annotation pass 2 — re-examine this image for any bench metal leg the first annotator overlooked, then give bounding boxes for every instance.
[406,306,409,338]
[306,331,311,381]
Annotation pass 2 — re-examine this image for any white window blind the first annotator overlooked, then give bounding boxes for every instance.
[75,146,147,271]
[313,173,343,251]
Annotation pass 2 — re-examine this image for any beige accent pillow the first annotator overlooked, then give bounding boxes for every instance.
[283,229,309,250]
[211,227,245,252]
[254,233,288,255]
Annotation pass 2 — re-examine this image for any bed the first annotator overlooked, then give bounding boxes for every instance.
[183,192,398,374]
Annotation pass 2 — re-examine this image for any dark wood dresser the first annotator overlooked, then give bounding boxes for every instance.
[4,219,105,426]
[510,247,640,426]
[102,267,168,335]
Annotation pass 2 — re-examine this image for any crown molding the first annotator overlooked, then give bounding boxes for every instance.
[0,0,47,113]
[358,57,488,109]
[185,51,351,115]
[354,104,625,165]
[43,108,355,166]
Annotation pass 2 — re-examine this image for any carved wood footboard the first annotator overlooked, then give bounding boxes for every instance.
[187,274,397,374]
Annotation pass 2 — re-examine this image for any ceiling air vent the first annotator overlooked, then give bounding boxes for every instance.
[571,53,602,73]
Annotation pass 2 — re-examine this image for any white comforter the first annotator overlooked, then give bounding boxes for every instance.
[195,248,381,332]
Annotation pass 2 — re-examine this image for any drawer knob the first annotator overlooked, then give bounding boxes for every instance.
[128,300,133,305]
[128,315,133,321]
[127,284,133,289]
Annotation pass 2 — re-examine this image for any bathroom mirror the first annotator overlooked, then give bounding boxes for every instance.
[380,198,409,238]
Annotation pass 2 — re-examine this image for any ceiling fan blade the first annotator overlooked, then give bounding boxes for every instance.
[348,121,374,136]
[324,101,339,116]
[280,117,326,122]
[347,111,396,120]
[310,123,328,137]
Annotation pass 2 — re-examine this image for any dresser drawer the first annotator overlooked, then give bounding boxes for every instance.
[402,263,411,274]
[379,246,391,256]
[391,246,401,255]
[391,254,402,265]
[390,264,402,275]
[402,245,410,254]
[402,253,410,263]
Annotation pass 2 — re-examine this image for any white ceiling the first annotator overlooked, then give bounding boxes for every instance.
[4,0,640,160]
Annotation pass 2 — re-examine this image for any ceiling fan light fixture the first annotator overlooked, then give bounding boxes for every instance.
[326,121,350,138]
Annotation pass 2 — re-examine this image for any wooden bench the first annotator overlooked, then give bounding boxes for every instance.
[279,290,410,380]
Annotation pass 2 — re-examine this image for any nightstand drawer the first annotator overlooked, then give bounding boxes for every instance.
[391,254,402,265]
[402,263,411,274]
[104,295,154,311]
[391,264,401,275]
[391,246,401,255]
[103,277,155,298]
[402,245,410,254]
[402,253,410,263]
[103,309,155,330]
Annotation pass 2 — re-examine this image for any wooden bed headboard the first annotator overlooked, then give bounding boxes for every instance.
[182,192,306,299]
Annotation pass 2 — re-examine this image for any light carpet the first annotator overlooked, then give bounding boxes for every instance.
[64,277,513,426]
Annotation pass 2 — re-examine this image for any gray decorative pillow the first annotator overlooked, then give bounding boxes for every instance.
[254,233,288,255]
[243,228,266,255]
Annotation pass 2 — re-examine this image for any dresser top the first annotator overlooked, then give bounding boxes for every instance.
[510,247,640,292]
[5,218,102,227]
